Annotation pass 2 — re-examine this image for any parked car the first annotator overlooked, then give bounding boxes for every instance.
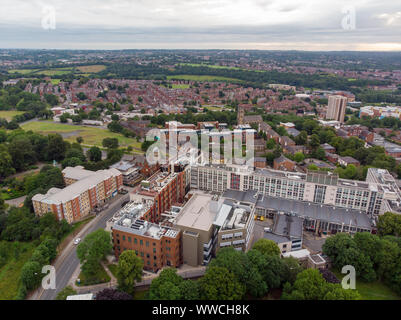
[264,227,271,233]
[73,238,81,245]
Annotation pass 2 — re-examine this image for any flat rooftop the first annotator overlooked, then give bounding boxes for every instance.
[175,193,217,232]
[223,189,372,230]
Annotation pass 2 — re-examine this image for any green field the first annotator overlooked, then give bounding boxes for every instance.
[332,270,400,300]
[8,69,40,75]
[178,63,242,70]
[172,84,191,89]
[8,65,106,77]
[167,75,242,83]
[0,110,25,121]
[0,241,36,300]
[76,262,111,286]
[21,121,142,151]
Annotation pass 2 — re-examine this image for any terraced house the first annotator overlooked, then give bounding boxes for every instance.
[32,166,123,223]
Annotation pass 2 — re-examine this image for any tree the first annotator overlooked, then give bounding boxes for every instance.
[86,146,102,162]
[8,135,37,171]
[266,138,276,150]
[0,146,16,178]
[95,288,133,300]
[56,286,77,300]
[308,134,320,148]
[199,266,245,300]
[149,268,184,300]
[282,269,360,300]
[102,138,119,149]
[179,280,200,300]
[295,130,308,145]
[61,157,82,168]
[65,148,86,162]
[116,250,143,295]
[20,261,42,290]
[252,238,281,256]
[76,136,84,144]
[377,212,401,237]
[46,134,67,161]
[77,230,112,278]
[294,152,305,163]
[281,257,304,284]
[210,247,267,298]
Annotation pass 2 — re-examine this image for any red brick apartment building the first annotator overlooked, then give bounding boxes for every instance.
[33,166,123,223]
[112,218,181,272]
[130,165,189,223]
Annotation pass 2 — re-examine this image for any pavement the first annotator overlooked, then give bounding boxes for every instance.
[70,264,206,296]
[29,193,130,300]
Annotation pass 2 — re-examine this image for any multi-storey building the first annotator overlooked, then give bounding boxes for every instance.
[173,190,255,267]
[129,163,190,223]
[111,201,181,273]
[326,95,347,123]
[32,166,123,223]
[190,164,400,220]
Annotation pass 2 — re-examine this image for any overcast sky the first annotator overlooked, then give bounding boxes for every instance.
[0,0,400,50]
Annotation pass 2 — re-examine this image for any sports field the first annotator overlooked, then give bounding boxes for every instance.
[21,121,142,150]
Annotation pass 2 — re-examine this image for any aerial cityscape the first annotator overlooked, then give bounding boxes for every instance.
[0,0,401,311]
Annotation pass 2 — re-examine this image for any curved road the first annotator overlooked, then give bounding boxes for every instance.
[31,194,129,300]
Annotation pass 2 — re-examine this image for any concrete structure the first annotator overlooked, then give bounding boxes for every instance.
[326,95,347,123]
[32,166,123,223]
[174,193,218,266]
[190,163,401,223]
[110,161,141,185]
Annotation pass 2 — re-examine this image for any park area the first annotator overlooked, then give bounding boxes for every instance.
[167,74,243,83]
[0,110,25,121]
[332,270,400,300]
[21,121,142,151]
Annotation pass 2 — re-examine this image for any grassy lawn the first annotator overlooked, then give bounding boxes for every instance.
[0,241,37,300]
[332,270,400,300]
[9,65,105,76]
[76,65,106,73]
[178,63,243,71]
[21,121,142,150]
[0,110,25,121]
[51,79,61,85]
[204,106,224,111]
[107,263,118,278]
[167,75,243,83]
[0,189,26,200]
[76,263,111,286]
[8,69,40,74]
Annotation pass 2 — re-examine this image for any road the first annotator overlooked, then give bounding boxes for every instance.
[31,193,130,300]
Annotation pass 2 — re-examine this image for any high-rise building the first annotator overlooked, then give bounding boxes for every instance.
[326,95,347,123]
[237,105,245,125]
